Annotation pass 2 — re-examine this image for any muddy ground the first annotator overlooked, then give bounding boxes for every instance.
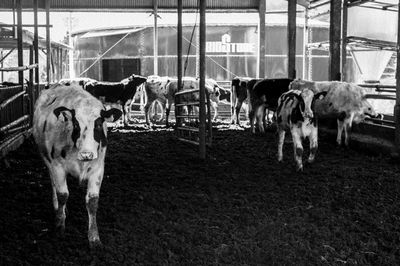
[1,121,400,265]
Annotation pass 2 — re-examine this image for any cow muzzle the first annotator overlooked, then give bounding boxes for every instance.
[78,151,95,161]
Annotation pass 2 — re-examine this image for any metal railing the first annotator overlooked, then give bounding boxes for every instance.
[0,64,43,158]
[175,88,212,146]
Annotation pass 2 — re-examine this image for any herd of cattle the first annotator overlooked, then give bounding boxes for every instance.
[22,73,382,248]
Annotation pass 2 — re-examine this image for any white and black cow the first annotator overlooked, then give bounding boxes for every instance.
[33,84,122,248]
[276,88,327,171]
[85,74,147,126]
[143,75,172,127]
[289,79,382,146]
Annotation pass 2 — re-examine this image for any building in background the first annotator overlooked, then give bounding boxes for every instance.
[72,14,358,82]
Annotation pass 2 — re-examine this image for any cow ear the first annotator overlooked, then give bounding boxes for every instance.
[101,108,122,122]
[314,91,327,100]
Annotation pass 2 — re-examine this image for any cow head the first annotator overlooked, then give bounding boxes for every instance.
[205,79,222,100]
[354,97,382,122]
[294,89,327,120]
[53,105,122,161]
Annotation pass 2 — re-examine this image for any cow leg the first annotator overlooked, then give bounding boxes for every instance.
[86,174,103,249]
[292,130,303,171]
[165,101,171,127]
[277,128,286,162]
[308,126,318,163]
[211,102,218,121]
[255,104,265,134]
[144,100,152,126]
[124,100,131,126]
[50,167,69,235]
[235,101,243,126]
[336,119,344,146]
[344,120,350,146]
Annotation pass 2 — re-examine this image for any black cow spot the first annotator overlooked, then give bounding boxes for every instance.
[329,103,333,107]
[51,146,55,159]
[93,117,107,147]
[53,107,81,148]
[310,146,318,155]
[43,120,47,132]
[338,111,347,121]
[87,167,92,173]
[61,148,67,158]
[277,115,282,124]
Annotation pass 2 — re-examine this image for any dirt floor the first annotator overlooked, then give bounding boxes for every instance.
[1,121,400,265]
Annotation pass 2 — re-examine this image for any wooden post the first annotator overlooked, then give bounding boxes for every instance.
[178,0,182,91]
[34,0,39,85]
[394,1,400,152]
[257,0,266,78]
[57,48,60,81]
[0,50,3,82]
[16,0,23,85]
[302,7,309,79]
[46,0,51,84]
[329,0,341,81]
[153,0,158,75]
[288,0,297,79]
[60,49,63,79]
[29,46,34,83]
[341,0,348,82]
[199,0,206,159]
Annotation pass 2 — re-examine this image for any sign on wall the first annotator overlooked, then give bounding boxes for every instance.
[206,33,255,54]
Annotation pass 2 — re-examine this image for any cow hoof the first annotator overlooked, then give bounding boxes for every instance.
[296,166,303,172]
[307,158,315,164]
[55,225,65,238]
[89,240,103,251]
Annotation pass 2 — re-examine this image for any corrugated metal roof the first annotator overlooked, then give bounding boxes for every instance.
[0,0,260,12]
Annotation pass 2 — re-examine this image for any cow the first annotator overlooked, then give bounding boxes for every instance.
[276,88,327,171]
[203,78,222,121]
[84,74,147,126]
[143,75,172,127]
[231,77,252,126]
[248,78,293,134]
[32,84,122,248]
[58,77,97,89]
[289,79,382,146]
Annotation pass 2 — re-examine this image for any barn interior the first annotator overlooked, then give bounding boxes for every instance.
[1,0,400,265]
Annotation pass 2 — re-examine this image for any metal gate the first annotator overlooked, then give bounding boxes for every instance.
[174,88,212,146]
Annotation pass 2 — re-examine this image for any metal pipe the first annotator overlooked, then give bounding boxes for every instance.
[329,0,341,81]
[257,0,266,78]
[46,0,51,84]
[288,0,297,79]
[302,7,309,79]
[341,0,348,81]
[34,0,39,85]
[153,0,158,75]
[394,1,400,151]
[16,0,23,85]
[199,0,206,159]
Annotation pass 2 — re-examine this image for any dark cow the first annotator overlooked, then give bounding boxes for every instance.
[85,74,147,126]
[289,79,382,146]
[231,77,253,125]
[276,88,327,171]
[33,84,122,248]
[248,78,293,134]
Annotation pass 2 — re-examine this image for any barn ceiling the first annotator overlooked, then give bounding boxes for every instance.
[0,0,260,12]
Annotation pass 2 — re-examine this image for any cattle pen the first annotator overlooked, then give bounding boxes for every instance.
[1,0,400,265]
